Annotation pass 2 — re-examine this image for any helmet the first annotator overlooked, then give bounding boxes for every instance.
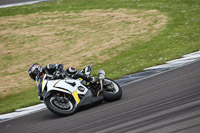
[28,63,42,80]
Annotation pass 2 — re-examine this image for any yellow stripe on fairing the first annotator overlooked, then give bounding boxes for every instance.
[72,90,80,104]
[42,74,47,92]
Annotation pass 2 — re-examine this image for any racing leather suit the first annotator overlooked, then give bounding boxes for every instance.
[42,64,94,82]
[42,64,64,78]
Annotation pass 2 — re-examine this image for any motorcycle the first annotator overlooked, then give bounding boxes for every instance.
[36,65,122,116]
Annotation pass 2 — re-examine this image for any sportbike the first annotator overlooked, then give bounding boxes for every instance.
[36,65,122,116]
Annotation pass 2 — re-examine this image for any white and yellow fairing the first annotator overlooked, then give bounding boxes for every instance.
[41,74,88,106]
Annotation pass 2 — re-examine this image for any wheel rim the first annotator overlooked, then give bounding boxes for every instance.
[50,96,73,111]
[104,79,119,93]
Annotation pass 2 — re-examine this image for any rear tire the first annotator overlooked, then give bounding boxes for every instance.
[102,79,122,102]
[45,93,77,116]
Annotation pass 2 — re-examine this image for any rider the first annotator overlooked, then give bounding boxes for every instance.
[28,63,95,81]
[28,63,64,81]
[28,63,96,100]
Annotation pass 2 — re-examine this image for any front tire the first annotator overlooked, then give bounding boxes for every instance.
[102,79,122,102]
[45,93,77,116]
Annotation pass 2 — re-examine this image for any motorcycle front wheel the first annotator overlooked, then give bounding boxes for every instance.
[45,92,77,116]
[102,78,122,102]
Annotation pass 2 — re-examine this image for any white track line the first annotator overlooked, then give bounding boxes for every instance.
[120,50,200,87]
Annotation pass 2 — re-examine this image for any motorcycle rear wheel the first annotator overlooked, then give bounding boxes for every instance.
[102,78,122,102]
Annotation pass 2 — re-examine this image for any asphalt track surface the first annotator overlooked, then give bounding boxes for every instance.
[0,0,40,5]
[0,60,200,133]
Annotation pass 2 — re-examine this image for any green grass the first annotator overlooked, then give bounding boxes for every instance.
[0,0,200,114]
[0,86,40,114]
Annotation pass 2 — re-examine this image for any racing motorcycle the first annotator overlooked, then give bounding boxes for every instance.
[36,65,122,116]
